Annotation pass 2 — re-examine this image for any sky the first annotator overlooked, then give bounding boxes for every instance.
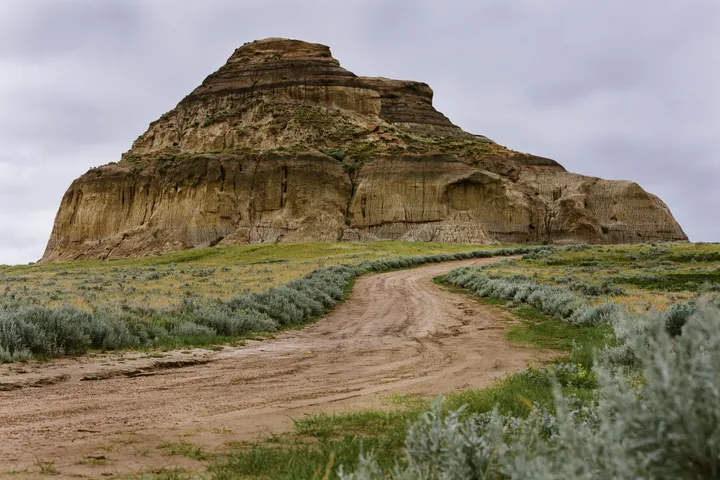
[0,0,717,265]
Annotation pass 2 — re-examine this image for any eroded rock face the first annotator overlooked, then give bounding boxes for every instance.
[42,38,686,262]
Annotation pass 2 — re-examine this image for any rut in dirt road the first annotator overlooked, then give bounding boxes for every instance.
[0,256,552,477]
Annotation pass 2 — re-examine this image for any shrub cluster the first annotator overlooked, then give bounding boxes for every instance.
[443,268,618,327]
[0,305,168,359]
[444,266,705,334]
[0,265,357,360]
[358,247,551,273]
[600,299,711,368]
[223,265,357,328]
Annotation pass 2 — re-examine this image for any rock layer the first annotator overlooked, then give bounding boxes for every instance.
[42,38,686,262]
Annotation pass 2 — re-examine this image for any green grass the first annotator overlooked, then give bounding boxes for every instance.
[443,369,596,417]
[455,242,720,312]
[506,304,613,366]
[158,440,209,461]
[293,409,417,440]
[211,435,401,480]
[613,272,720,291]
[34,456,58,475]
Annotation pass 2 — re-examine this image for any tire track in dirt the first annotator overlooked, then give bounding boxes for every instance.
[0,256,554,478]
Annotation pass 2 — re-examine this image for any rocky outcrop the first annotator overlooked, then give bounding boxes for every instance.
[42,38,686,262]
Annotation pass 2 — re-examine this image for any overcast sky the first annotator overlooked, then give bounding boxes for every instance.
[0,0,717,265]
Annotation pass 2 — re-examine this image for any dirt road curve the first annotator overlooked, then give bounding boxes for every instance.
[0,257,550,477]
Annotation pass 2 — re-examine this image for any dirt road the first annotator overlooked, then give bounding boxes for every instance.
[0,257,550,477]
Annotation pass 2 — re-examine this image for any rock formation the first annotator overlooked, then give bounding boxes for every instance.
[42,38,687,262]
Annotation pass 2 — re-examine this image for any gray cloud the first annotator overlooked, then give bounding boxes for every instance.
[0,1,145,59]
[0,0,717,264]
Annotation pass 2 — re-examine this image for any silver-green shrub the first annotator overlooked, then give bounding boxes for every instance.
[84,309,143,350]
[358,247,553,274]
[445,266,641,328]
[567,302,622,327]
[664,302,697,337]
[179,299,278,335]
[0,306,93,356]
[444,268,620,326]
[600,300,701,367]
[0,345,32,363]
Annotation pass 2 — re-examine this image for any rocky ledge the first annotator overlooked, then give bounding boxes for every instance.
[42,38,686,262]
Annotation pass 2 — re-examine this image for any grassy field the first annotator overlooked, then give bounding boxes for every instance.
[0,241,507,311]
[8,241,712,314]
[473,242,720,312]
[0,242,535,362]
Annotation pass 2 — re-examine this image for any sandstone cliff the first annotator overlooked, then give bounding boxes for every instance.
[42,38,687,262]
